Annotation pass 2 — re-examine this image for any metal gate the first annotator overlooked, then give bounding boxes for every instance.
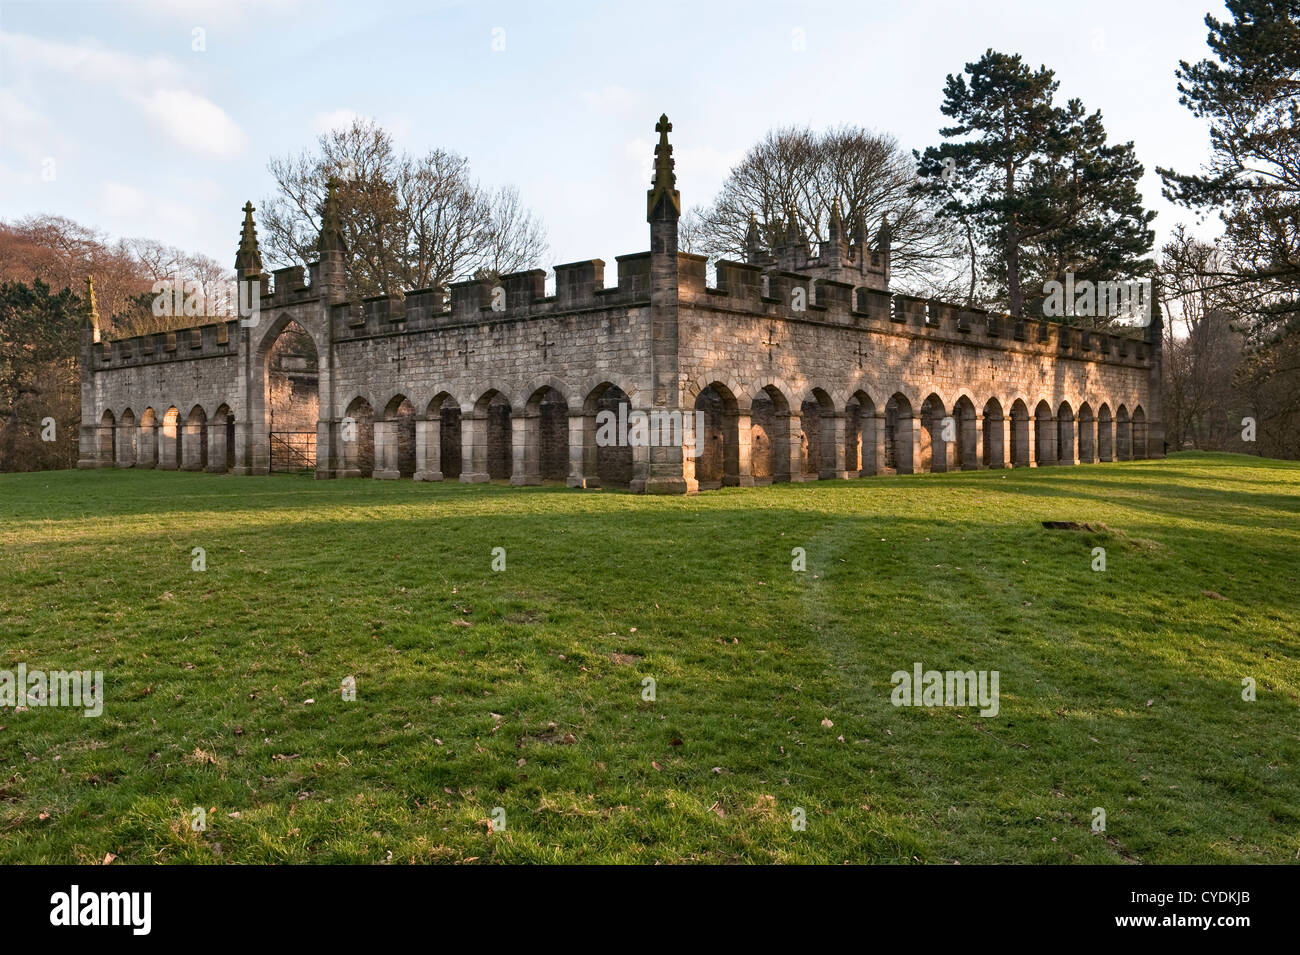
[270,431,316,472]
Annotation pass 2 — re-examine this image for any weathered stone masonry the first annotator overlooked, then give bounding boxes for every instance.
[78,115,1163,491]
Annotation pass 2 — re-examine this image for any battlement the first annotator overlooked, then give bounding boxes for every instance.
[88,246,1152,372]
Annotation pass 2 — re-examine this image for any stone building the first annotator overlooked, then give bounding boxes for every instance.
[77,115,1163,492]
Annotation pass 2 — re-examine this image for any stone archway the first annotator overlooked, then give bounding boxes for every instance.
[261,319,320,473]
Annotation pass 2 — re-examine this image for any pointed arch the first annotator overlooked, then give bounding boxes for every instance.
[1116,404,1132,460]
[952,395,979,470]
[1132,405,1147,458]
[1009,399,1030,467]
[981,397,1005,468]
[581,382,634,488]
[750,383,792,483]
[1056,400,1075,465]
[342,396,375,477]
[184,404,208,471]
[1097,403,1114,462]
[1077,403,1095,463]
[919,393,947,472]
[138,407,159,469]
[694,381,739,489]
[98,409,116,467]
[117,408,137,468]
[1034,400,1056,466]
[212,403,235,473]
[160,406,182,470]
[845,390,877,476]
[885,393,914,474]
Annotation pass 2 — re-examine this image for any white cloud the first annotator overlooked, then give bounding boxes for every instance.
[0,31,244,159]
[132,88,246,157]
[98,179,201,232]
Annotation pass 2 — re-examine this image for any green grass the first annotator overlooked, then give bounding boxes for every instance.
[0,452,1297,864]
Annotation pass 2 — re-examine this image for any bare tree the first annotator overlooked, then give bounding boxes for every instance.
[680,125,964,294]
[261,117,548,299]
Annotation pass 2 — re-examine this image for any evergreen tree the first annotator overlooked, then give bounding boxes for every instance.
[918,50,1154,320]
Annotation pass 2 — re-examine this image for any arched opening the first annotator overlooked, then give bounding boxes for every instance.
[919,394,946,472]
[117,409,136,468]
[982,398,1004,468]
[375,395,417,478]
[1009,400,1030,467]
[1116,405,1132,460]
[473,390,513,482]
[845,391,877,476]
[212,403,235,472]
[1078,403,1095,463]
[800,389,836,478]
[1056,401,1075,465]
[1097,404,1114,462]
[584,383,633,488]
[521,386,569,485]
[265,320,319,472]
[1034,400,1056,466]
[184,405,208,471]
[98,409,116,466]
[953,396,979,470]
[693,382,739,489]
[750,385,791,484]
[161,407,181,470]
[422,392,461,481]
[342,396,375,477]
[138,408,158,468]
[885,393,914,474]
[1132,406,1147,458]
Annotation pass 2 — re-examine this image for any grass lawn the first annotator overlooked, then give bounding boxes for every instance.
[0,452,1297,864]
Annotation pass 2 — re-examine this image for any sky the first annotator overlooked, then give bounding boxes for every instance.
[1,0,1228,276]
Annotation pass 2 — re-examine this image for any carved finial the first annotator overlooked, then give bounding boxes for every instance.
[647,113,681,222]
[83,275,101,340]
[317,177,347,254]
[235,201,263,277]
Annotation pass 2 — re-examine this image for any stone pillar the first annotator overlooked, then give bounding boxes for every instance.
[414,417,441,481]
[822,413,849,480]
[373,421,399,479]
[933,425,953,473]
[872,413,887,476]
[460,410,490,483]
[628,441,652,493]
[207,422,226,473]
[985,414,1007,469]
[511,411,540,486]
[116,424,134,468]
[1037,417,1057,466]
[1063,423,1080,465]
[1026,421,1037,468]
[314,418,332,480]
[996,415,1011,469]
[182,422,204,470]
[732,411,754,486]
[566,413,593,487]
[785,413,811,481]
[907,418,921,475]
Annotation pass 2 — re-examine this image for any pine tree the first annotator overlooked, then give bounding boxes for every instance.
[917,50,1154,319]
